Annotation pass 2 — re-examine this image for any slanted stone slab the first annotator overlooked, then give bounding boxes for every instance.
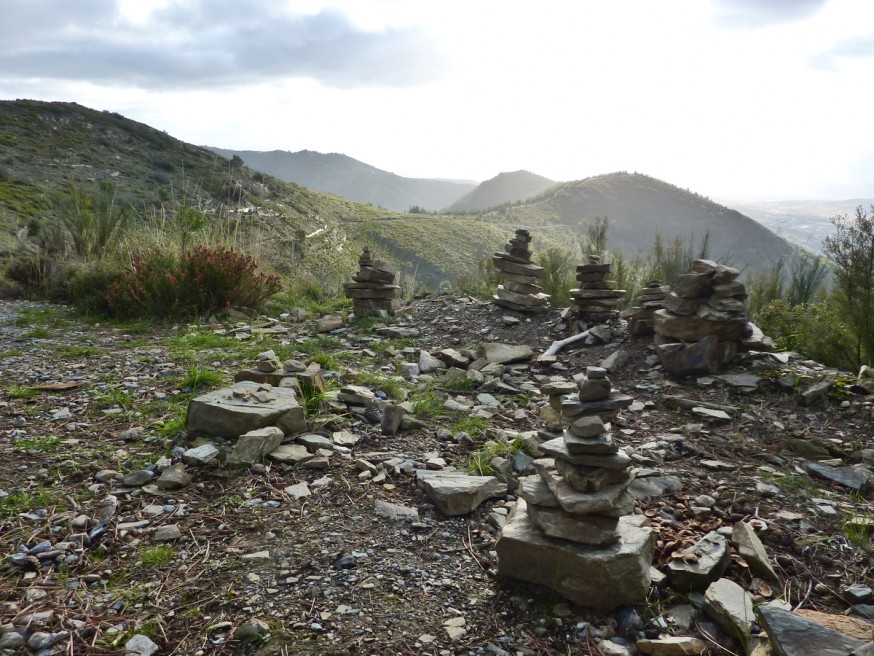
[703,578,754,653]
[186,381,301,439]
[517,475,561,508]
[496,500,654,609]
[268,444,313,465]
[803,462,873,491]
[492,257,547,278]
[416,470,507,516]
[527,503,619,545]
[539,437,631,470]
[480,343,535,364]
[227,427,285,466]
[732,521,778,581]
[757,605,867,656]
[182,443,220,466]
[667,531,731,590]
[338,385,375,405]
[561,394,634,418]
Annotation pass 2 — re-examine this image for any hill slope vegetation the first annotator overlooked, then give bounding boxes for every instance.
[207,147,475,212]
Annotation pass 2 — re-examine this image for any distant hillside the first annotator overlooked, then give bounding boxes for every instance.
[442,170,558,212]
[491,172,799,273]
[207,148,475,212]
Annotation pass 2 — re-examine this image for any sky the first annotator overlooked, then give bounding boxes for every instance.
[1,0,873,201]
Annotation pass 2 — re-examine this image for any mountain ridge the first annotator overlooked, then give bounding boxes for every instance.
[442,170,559,212]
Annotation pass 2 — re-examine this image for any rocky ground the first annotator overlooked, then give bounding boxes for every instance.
[0,294,872,655]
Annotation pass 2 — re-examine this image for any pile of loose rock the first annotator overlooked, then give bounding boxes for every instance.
[570,255,626,324]
[492,229,550,313]
[621,280,670,336]
[654,259,751,376]
[344,247,399,317]
[497,367,653,609]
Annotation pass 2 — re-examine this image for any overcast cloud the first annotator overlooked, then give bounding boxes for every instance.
[710,0,828,28]
[0,0,444,89]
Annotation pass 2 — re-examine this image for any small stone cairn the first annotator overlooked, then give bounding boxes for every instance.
[621,280,670,336]
[343,248,399,318]
[492,228,549,313]
[497,366,654,609]
[570,255,626,324]
[653,259,748,376]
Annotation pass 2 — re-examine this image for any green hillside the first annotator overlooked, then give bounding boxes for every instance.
[207,147,476,213]
[486,172,798,272]
[443,170,559,212]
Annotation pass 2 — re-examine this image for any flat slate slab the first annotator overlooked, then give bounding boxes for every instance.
[757,605,868,656]
[186,381,301,439]
[416,470,507,516]
[496,500,654,609]
[539,437,632,470]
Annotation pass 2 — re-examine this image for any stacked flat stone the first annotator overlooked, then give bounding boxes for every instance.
[621,280,670,336]
[492,229,550,313]
[496,366,653,609]
[344,248,399,318]
[653,259,748,375]
[570,255,626,324]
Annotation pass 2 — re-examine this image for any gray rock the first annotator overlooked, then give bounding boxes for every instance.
[153,524,183,541]
[667,531,731,590]
[799,379,834,406]
[284,482,311,500]
[186,381,301,439]
[479,343,534,364]
[337,385,375,405]
[517,475,561,508]
[555,458,632,492]
[599,350,629,372]
[316,316,343,333]
[418,351,443,374]
[539,437,632,470]
[227,426,285,466]
[803,461,873,491]
[533,459,633,516]
[235,617,271,640]
[563,428,618,455]
[156,466,192,490]
[331,430,360,447]
[381,404,404,435]
[0,631,24,650]
[374,499,419,521]
[296,433,334,452]
[757,605,867,656]
[527,503,619,545]
[182,443,220,466]
[703,578,754,652]
[268,444,313,464]
[27,631,68,650]
[416,470,507,516]
[657,337,720,378]
[629,475,683,499]
[124,634,160,656]
[635,636,707,655]
[496,500,654,609]
[123,469,154,487]
[844,584,874,605]
[732,521,778,581]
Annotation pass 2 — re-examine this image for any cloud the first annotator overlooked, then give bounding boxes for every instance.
[810,34,874,69]
[0,0,444,89]
[710,0,828,28]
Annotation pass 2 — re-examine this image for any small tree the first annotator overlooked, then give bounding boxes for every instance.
[55,180,131,260]
[823,205,874,367]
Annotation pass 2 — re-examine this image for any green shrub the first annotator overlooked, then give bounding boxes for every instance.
[108,246,281,319]
[754,298,857,370]
[63,260,125,315]
[538,246,576,307]
[55,180,132,260]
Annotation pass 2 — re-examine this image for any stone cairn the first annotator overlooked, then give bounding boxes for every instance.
[570,255,626,324]
[653,259,748,376]
[343,248,399,318]
[621,280,670,336]
[497,366,654,609]
[492,228,549,313]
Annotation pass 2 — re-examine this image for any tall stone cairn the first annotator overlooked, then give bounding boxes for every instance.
[570,255,626,324]
[492,229,550,313]
[343,248,399,318]
[653,259,748,376]
[497,366,654,609]
[621,280,670,336]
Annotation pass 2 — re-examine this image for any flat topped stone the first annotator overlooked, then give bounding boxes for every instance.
[567,415,608,438]
[186,381,300,439]
[416,470,507,516]
[496,500,654,609]
[539,437,632,470]
[561,394,635,418]
[480,343,535,364]
[527,503,619,546]
[563,429,618,455]
[667,531,731,590]
[517,474,561,508]
[337,385,375,405]
[757,605,868,656]
[803,461,873,491]
[541,381,578,396]
[227,426,285,465]
[268,443,313,464]
[555,458,632,492]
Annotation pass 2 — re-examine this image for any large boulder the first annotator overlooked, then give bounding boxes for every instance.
[496,500,654,609]
[757,605,868,656]
[186,381,302,439]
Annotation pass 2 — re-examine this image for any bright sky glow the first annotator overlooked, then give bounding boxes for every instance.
[1,0,873,200]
